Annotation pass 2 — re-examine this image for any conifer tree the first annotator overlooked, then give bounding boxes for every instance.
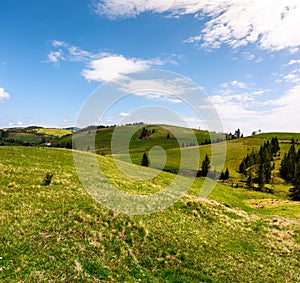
[239,160,247,174]
[220,171,225,180]
[224,168,230,180]
[247,173,253,189]
[201,154,211,177]
[289,162,300,201]
[258,163,265,191]
[141,152,149,167]
[280,144,297,181]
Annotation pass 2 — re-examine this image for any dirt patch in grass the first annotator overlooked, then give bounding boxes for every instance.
[246,198,299,209]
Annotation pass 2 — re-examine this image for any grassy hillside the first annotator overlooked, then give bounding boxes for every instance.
[253,132,300,141]
[0,127,73,146]
[0,146,299,282]
[53,124,224,154]
[36,128,72,137]
[125,134,299,177]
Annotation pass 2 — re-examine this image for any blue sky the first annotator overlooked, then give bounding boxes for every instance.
[1,0,300,135]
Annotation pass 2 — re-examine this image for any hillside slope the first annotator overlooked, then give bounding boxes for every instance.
[0,147,299,282]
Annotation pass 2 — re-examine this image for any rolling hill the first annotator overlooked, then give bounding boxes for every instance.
[0,146,299,282]
[0,126,72,146]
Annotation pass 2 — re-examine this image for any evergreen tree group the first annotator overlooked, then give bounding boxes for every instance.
[226,129,243,140]
[139,127,150,139]
[239,137,280,190]
[220,168,230,180]
[280,141,300,200]
[280,143,300,182]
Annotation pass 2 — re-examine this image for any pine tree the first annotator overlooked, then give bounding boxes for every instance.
[289,162,300,200]
[166,133,170,139]
[141,152,149,167]
[220,171,225,180]
[264,160,272,184]
[271,137,280,156]
[258,163,265,191]
[239,160,247,174]
[280,144,297,182]
[247,173,253,189]
[201,154,211,177]
[224,168,230,180]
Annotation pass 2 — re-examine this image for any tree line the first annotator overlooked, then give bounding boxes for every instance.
[239,137,280,191]
[280,141,300,200]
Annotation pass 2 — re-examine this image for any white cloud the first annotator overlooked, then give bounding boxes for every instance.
[48,51,64,63]
[8,121,23,127]
[231,80,247,89]
[241,52,255,61]
[282,68,300,83]
[284,73,300,83]
[52,40,67,47]
[209,80,300,134]
[183,35,202,44]
[116,77,197,104]
[94,0,300,51]
[264,84,300,132]
[286,59,300,66]
[82,55,162,82]
[48,40,164,82]
[119,112,130,117]
[48,40,95,63]
[289,47,299,54]
[0,87,10,101]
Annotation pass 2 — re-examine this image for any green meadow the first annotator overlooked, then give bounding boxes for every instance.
[0,145,299,282]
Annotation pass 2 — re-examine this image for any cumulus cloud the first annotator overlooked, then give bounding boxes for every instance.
[264,84,300,132]
[82,55,162,82]
[209,80,274,133]
[0,87,10,101]
[209,78,300,134]
[94,0,300,51]
[48,40,163,81]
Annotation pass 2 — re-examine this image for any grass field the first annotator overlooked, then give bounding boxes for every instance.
[1,127,73,146]
[123,133,299,179]
[36,128,72,138]
[0,146,299,282]
[55,124,224,154]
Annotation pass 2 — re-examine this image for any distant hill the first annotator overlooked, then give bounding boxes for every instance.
[63,126,81,131]
[51,124,225,153]
[1,124,300,193]
[0,126,72,146]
